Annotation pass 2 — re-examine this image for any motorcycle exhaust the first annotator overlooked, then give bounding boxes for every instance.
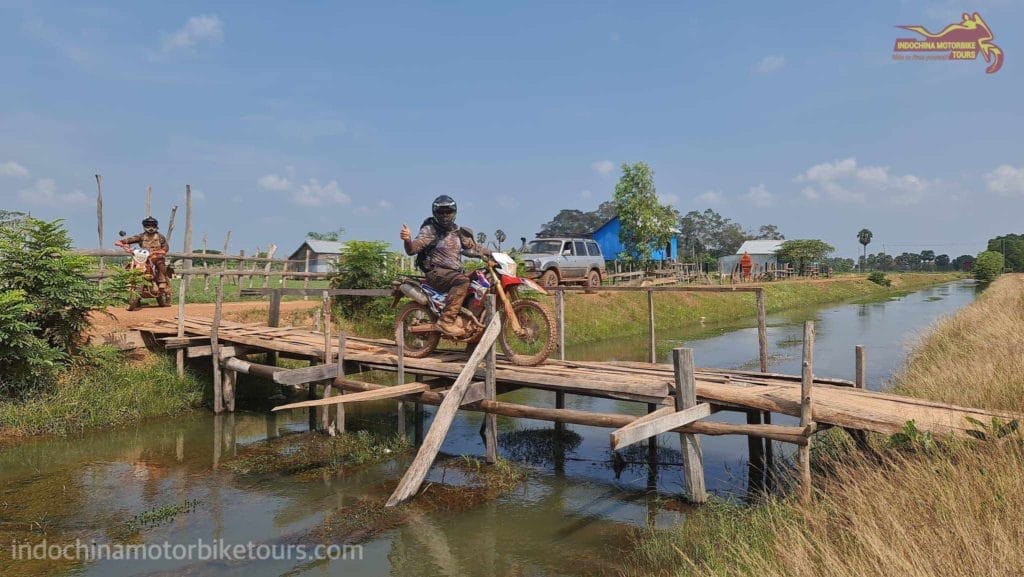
[398,282,429,306]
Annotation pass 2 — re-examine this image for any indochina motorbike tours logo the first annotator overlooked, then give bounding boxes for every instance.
[893,12,1003,74]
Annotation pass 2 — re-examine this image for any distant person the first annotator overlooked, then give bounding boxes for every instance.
[400,195,491,337]
[115,217,170,294]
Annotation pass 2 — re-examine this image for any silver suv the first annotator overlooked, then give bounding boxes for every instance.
[520,238,606,287]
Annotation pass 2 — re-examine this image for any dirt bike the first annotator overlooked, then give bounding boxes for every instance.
[118,239,172,310]
[392,252,557,366]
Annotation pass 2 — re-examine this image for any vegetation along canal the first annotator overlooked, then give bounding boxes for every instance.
[0,280,977,576]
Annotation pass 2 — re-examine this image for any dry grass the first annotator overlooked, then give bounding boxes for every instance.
[627,274,1024,577]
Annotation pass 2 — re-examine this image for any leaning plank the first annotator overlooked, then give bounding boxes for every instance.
[272,363,339,386]
[386,314,502,507]
[611,403,712,451]
[272,382,430,411]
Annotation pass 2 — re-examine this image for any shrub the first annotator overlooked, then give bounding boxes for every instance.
[867,271,891,286]
[973,250,1005,284]
[330,240,400,320]
[0,218,108,396]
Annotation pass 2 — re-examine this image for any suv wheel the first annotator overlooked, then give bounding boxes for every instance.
[540,269,559,288]
[587,269,601,288]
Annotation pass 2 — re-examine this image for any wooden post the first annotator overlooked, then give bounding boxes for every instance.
[321,291,333,432]
[202,233,210,292]
[166,205,178,247]
[267,288,282,366]
[95,174,104,281]
[648,289,656,364]
[672,348,706,503]
[756,287,773,484]
[556,289,566,361]
[145,185,152,216]
[211,284,224,414]
[183,185,193,294]
[395,317,407,439]
[336,331,346,433]
[851,345,869,449]
[175,275,186,377]
[263,244,277,289]
[484,294,498,463]
[798,321,815,503]
[219,230,232,291]
[224,367,236,413]
[303,248,311,299]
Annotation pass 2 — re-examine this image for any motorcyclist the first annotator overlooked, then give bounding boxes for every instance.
[401,195,491,337]
[115,216,170,298]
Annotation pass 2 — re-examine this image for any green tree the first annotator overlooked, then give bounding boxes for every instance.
[952,254,975,271]
[612,162,676,265]
[476,231,488,246]
[934,254,950,269]
[679,209,747,259]
[307,227,346,242]
[537,201,617,237]
[920,250,936,265]
[973,251,1005,283]
[986,234,1024,272]
[494,229,507,250]
[776,239,835,275]
[857,228,873,271]
[330,240,398,317]
[755,224,785,240]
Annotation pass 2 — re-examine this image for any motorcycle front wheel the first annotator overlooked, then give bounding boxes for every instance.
[395,302,441,358]
[498,299,556,366]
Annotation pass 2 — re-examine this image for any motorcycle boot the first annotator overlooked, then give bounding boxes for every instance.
[437,282,469,337]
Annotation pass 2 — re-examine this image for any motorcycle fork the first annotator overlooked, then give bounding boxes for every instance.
[488,266,523,335]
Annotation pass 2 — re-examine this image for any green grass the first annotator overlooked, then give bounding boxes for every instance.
[561,272,963,344]
[170,276,332,303]
[0,347,204,436]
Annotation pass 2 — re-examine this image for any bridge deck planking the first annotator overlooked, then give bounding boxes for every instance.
[139,317,1019,438]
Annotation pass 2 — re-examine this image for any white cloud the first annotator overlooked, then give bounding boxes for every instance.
[796,157,929,205]
[591,160,615,176]
[755,55,786,75]
[695,190,725,205]
[0,161,29,178]
[17,178,89,207]
[985,165,1024,196]
[257,173,292,192]
[292,179,350,207]
[162,15,223,53]
[497,194,518,209]
[741,184,774,207]
[377,199,393,210]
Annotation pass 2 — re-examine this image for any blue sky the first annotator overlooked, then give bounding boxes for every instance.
[1,1,1021,259]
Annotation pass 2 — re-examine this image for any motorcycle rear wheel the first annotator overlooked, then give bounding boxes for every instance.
[396,302,441,358]
[498,299,556,366]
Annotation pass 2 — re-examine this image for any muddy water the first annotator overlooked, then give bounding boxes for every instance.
[0,281,977,576]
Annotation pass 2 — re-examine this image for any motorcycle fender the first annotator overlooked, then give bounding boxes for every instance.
[518,277,548,294]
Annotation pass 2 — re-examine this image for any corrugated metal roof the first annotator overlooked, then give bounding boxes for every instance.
[304,240,345,254]
[736,240,784,255]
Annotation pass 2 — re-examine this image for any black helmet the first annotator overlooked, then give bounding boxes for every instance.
[431,195,457,229]
[142,217,158,229]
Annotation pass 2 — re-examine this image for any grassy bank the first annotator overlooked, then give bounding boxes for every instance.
[0,348,204,437]
[626,274,1024,577]
[563,272,962,344]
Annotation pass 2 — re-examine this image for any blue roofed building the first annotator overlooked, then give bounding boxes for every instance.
[589,216,679,262]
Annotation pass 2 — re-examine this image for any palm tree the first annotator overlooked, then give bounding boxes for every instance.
[857,228,873,271]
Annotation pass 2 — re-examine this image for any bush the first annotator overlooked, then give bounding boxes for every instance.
[973,250,1005,284]
[330,240,400,320]
[867,271,891,287]
[0,218,108,396]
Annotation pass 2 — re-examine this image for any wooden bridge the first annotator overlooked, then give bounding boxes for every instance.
[137,285,1019,507]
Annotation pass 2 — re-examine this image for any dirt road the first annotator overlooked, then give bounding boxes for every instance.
[89,300,320,336]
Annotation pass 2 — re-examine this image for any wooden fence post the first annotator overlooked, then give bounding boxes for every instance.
[673,347,707,503]
[798,321,815,503]
[176,276,186,377]
[396,317,407,439]
[166,205,178,247]
[95,174,104,284]
[850,345,869,449]
[145,185,152,217]
[266,288,282,366]
[183,185,193,294]
[303,248,311,299]
[320,291,333,432]
[648,289,656,364]
[211,283,224,414]
[484,294,498,463]
[556,289,565,361]
[336,330,346,434]
[755,287,771,489]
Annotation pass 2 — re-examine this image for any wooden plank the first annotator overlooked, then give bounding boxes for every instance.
[647,290,656,364]
[386,314,502,507]
[484,294,497,463]
[674,348,707,503]
[187,344,255,359]
[611,403,712,450]
[272,363,340,386]
[176,278,186,377]
[336,331,346,433]
[272,382,430,411]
